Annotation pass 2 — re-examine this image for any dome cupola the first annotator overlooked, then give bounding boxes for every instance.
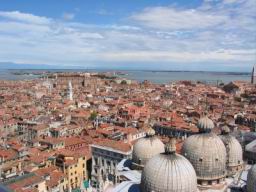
[197,115,214,133]
[247,165,256,192]
[132,127,164,166]
[141,138,198,192]
[182,116,227,186]
[220,125,243,176]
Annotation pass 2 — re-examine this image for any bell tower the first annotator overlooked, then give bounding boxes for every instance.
[68,80,73,101]
[251,65,256,84]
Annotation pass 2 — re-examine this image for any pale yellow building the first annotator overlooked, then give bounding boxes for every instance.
[55,150,88,190]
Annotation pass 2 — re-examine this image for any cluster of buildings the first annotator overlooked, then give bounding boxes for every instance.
[0,69,255,192]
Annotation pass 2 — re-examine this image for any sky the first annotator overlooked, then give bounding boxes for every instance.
[0,0,255,71]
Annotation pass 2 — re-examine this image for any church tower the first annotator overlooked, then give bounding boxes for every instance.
[252,65,256,84]
[68,80,73,101]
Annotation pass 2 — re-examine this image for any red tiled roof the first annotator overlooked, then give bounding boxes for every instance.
[92,138,132,153]
[7,174,43,191]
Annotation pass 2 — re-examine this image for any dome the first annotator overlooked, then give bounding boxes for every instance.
[220,130,243,176]
[247,165,256,192]
[182,133,227,183]
[132,128,164,166]
[141,139,198,192]
[197,116,214,133]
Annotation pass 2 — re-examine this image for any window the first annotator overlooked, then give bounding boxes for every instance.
[199,158,203,162]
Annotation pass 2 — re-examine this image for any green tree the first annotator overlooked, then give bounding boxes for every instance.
[89,111,97,121]
[121,80,127,85]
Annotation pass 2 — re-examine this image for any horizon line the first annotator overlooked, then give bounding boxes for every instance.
[5,68,252,74]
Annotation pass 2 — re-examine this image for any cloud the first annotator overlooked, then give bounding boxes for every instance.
[98,49,256,63]
[62,12,75,21]
[130,7,228,30]
[0,11,50,25]
[0,0,255,71]
[222,0,244,4]
[95,9,113,16]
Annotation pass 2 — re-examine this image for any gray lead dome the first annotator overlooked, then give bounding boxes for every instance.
[220,133,243,176]
[132,128,165,166]
[182,116,227,185]
[141,141,198,192]
[182,133,227,182]
[247,165,256,192]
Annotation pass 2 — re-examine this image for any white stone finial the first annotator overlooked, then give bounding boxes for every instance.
[165,138,176,154]
[146,127,155,137]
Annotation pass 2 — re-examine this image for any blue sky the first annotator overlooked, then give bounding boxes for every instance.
[0,0,255,71]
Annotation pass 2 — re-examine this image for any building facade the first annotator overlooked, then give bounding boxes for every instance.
[90,139,132,190]
[55,152,88,191]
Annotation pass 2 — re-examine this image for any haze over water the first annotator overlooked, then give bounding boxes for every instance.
[0,69,250,84]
